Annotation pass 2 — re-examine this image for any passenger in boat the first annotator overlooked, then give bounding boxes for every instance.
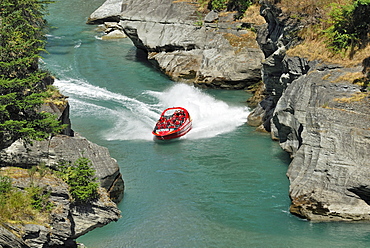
[174,110,183,118]
[168,119,176,129]
[160,116,166,122]
[154,116,167,130]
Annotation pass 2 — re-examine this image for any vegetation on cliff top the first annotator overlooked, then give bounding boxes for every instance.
[281,0,370,67]
[57,157,99,203]
[281,0,370,93]
[0,157,100,224]
[0,0,65,149]
[196,0,259,19]
[0,167,55,225]
[196,0,369,73]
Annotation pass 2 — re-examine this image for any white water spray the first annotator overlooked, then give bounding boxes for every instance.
[146,84,249,139]
[55,79,249,141]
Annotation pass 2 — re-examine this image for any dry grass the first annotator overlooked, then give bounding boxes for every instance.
[1,167,30,179]
[334,92,370,103]
[173,0,201,8]
[331,72,364,83]
[287,34,370,67]
[282,0,370,68]
[277,0,351,16]
[223,31,259,51]
[44,85,68,108]
[0,167,52,225]
[193,0,210,12]
[240,4,266,25]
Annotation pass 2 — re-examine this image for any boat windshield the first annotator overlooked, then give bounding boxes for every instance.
[163,109,177,116]
[162,109,187,117]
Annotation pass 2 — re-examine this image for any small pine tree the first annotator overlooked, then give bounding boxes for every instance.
[58,157,99,203]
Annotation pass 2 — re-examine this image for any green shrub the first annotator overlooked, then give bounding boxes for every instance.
[207,0,252,19]
[0,176,12,207]
[57,157,99,203]
[0,175,12,194]
[211,0,228,10]
[26,185,54,211]
[227,0,252,19]
[0,174,52,223]
[324,0,370,53]
[0,190,35,223]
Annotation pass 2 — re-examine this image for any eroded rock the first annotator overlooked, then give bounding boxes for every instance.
[88,0,264,89]
[273,66,370,221]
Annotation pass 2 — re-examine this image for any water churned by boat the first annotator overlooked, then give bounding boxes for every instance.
[54,78,249,141]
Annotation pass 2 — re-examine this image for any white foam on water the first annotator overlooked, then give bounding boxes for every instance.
[55,79,249,141]
[147,84,249,140]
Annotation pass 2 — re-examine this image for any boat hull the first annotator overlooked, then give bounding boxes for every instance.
[153,121,192,140]
[152,107,192,140]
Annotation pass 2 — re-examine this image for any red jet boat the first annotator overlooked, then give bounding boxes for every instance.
[152,107,192,140]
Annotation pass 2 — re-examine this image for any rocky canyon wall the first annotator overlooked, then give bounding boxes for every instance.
[252,2,370,221]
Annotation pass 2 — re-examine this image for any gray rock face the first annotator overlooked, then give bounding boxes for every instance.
[0,225,29,248]
[88,0,264,89]
[0,167,121,247]
[71,188,121,237]
[248,1,370,221]
[0,133,124,203]
[40,101,74,137]
[88,0,122,23]
[272,65,370,221]
[248,2,307,128]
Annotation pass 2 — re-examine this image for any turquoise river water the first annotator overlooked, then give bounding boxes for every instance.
[42,0,370,247]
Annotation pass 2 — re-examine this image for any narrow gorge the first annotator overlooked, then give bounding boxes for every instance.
[1,0,370,247]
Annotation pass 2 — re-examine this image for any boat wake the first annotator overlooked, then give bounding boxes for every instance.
[54,78,249,141]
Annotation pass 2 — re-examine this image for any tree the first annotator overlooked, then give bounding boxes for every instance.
[57,157,99,203]
[0,0,63,149]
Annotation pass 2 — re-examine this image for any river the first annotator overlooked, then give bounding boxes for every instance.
[42,0,370,247]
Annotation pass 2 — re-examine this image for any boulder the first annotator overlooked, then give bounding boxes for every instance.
[87,0,122,23]
[101,22,127,40]
[204,11,218,23]
[88,0,264,89]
